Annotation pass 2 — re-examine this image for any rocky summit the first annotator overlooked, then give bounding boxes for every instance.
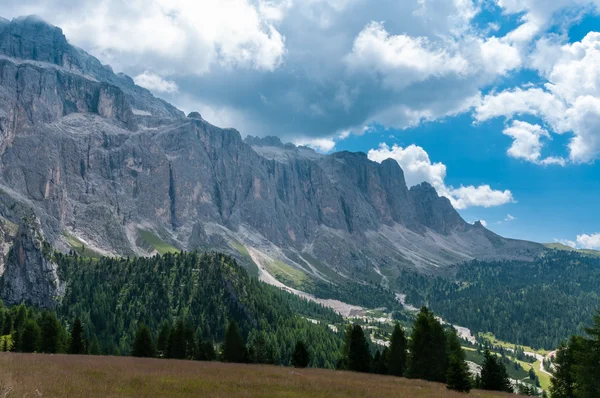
[0,16,543,306]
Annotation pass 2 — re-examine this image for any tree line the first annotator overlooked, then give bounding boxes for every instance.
[549,311,600,398]
[394,250,600,349]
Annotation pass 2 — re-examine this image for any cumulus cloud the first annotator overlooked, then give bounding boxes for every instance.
[294,137,337,153]
[502,121,566,165]
[2,0,286,75]
[558,233,600,249]
[134,71,179,94]
[576,233,600,249]
[367,143,515,209]
[477,30,600,163]
[479,220,488,227]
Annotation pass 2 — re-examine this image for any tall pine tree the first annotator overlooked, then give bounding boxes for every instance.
[345,324,371,373]
[480,349,512,393]
[222,320,246,363]
[132,323,155,358]
[291,341,310,368]
[408,307,448,382]
[69,318,86,354]
[388,323,407,377]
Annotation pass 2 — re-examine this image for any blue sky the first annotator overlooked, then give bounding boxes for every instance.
[2,0,600,246]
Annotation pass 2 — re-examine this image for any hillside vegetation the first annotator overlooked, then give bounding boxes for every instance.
[0,353,513,398]
[54,252,343,367]
[395,250,600,349]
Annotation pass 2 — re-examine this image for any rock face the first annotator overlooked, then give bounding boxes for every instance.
[0,217,62,307]
[0,16,544,305]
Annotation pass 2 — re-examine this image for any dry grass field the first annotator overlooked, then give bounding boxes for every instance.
[0,353,513,397]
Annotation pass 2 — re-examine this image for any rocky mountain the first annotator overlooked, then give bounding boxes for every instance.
[0,16,544,306]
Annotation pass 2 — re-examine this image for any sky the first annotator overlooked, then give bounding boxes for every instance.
[1,0,600,247]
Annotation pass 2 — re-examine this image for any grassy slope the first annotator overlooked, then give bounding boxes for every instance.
[544,243,600,257]
[137,229,179,255]
[0,353,513,398]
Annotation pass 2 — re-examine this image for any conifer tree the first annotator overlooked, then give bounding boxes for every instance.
[346,324,371,373]
[576,312,600,398]
[69,318,86,354]
[21,319,41,353]
[222,320,246,363]
[156,321,170,358]
[248,329,276,364]
[445,328,471,393]
[480,349,512,392]
[132,323,155,358]
[408,307,448,382]
[291,340,310,368]
[89,336,101,355]
[40,311,62,353]
[167,319,187,359]
[388,323,407,377]
[550,340,577,398]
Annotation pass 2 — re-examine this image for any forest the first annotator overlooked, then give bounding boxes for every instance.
[394,250,600,349]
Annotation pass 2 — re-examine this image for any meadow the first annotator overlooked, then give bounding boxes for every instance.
[0,353,514,397]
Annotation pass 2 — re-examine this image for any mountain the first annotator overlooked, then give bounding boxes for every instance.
[0,16,543,307]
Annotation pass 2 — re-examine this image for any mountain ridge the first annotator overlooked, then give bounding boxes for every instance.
[0,15,544,307]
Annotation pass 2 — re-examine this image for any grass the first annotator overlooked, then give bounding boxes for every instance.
[137,229,179,255]
[229,241,260,278]
[544,243,600,258]
[0,353,514,398]
[62,232,102,258]
[478,332,550,356]
[265,259,310,289]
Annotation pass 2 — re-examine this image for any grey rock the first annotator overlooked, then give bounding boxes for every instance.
[0,16,545,306]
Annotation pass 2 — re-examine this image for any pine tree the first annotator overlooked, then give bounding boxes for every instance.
[446,355,472,393]
[222,320,246,363]
[2,338,8,352]
[346,324,371,373]
[408,307,448,382]
[40,311,61,353]
[576,312,600,398]
[480,349,512,392]
[69,318,86,354]
[89,336,101,355]
[388,323,407,377]
[156,321,170,358]
[167,319,187,359]
[445,328,471,393]
[21,319,41,353]
[248,330,276,364]
[132,323,155,357]
[291,341,310,368]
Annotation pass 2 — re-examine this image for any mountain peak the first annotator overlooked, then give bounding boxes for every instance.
[0,15,70,66]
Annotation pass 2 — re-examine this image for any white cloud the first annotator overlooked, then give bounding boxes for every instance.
[505,214,517,222]
[576,233,600,249]
[502,121,566,165]
[5,0,287,74]
[559,233,600,249]
[367,143,514,209]
[134,71,179,94]
[479,219,488,227]
[294,137,337,153]
[345,22,470,90]
[477,30,600,164]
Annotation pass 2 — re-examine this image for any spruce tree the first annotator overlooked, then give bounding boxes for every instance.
[446,328,471,393]
[346,324,371,373]
[480,349,512,392]
[21,319,41,353]
[388,323,407,377]
[576,312,600,398]
[69,318,86,354]
[222,320,246,363]
[167,319,186,359]
[156,321,170,358]
[248,330,276,364]
[89,336,101,355]
[446,355,472,393]
[40,311,61,353]
[408,307,448,382]
[132,323,155,358]
[291,341,310,368]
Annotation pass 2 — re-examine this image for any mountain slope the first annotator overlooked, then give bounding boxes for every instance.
[0,16,543,306]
